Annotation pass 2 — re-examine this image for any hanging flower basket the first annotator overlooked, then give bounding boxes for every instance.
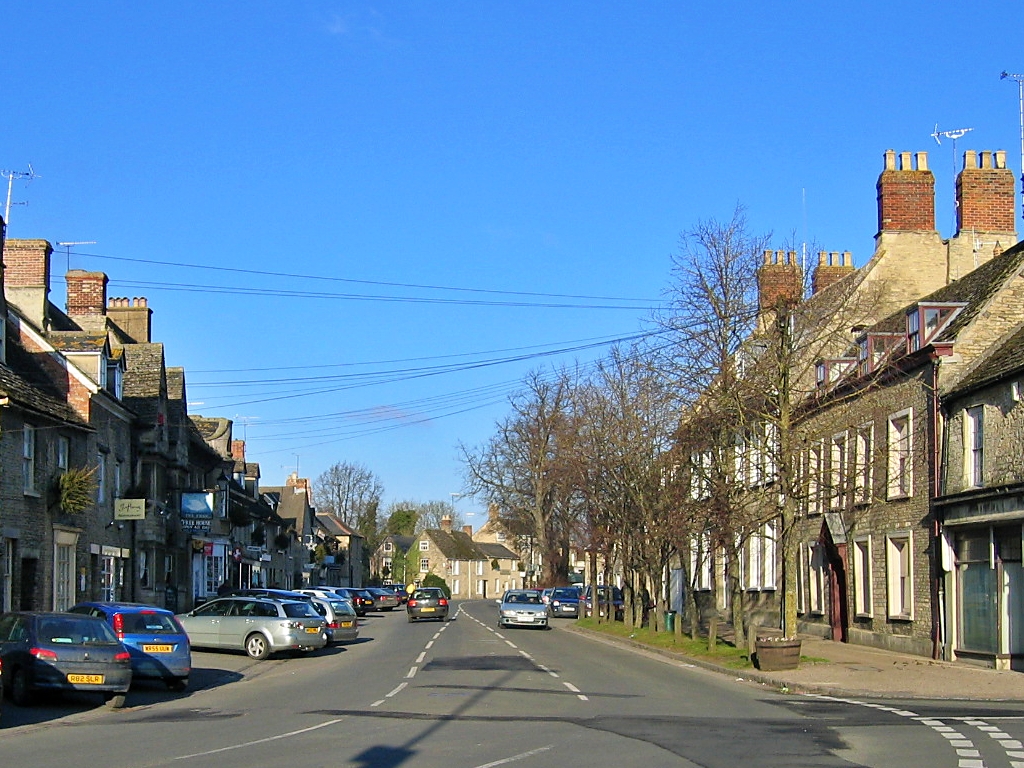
[754,636,802,671]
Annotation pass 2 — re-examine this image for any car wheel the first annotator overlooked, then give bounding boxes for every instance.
[10,668,33,706]
[104,692,127,709]
[407,615,415,623]
[166,677,188,692]
[245,632,271,660]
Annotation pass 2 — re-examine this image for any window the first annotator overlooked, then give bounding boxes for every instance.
[452,579,460,595]
[690,450,712,500]
[744,521,777,589]
[886,533,913,619]
[0,315,6,365]
[690,533,712,590]
[451,560,460,576]
[854,423,873,504]
[830,432,847,510]
[966,406,984,488]
[22,425,36,493]
[853,537,872,617]
[383,541,393,552]
[419,540,429,551]
[53,530,78,611]
[419,558,429,573]
[476,560,484,576]
[807,442,823,515]
[887,410,913,498]
[906,303,965,352]
[807,542,826,614]
[495,531,505,542]
[113,461,122,499]
[97,452,108,505]
[56,436,70,472]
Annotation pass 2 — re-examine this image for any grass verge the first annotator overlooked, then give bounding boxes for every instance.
[573,617,754,669]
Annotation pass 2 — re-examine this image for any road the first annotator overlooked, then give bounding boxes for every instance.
[4,600,1024,767]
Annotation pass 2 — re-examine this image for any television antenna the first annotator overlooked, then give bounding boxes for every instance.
[931,124,974,233]
[1001,71,1024,220]
[56,241,96,273]
[1,164,39,230]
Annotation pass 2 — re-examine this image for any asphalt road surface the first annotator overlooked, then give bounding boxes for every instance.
[4,600,1024,767]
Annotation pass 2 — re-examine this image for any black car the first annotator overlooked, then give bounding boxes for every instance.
[406,588,449,623]
[331,588,373,616]
[0,612,133,708]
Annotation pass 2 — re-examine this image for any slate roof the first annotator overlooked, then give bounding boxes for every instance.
[121,343,165,422]
[475,542,519,561]
[426,529,484,560]
[263,485,308,524]
[950,322,1024,396]
[48,330,108,353]
[317,512,361,538]
[0,340,90,427]
[384,534,416,554]
[191,416,230,441]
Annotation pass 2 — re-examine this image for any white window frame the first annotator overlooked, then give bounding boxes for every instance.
[419,540,429,551]
[796,543,807,614]
[807,442,822,515]
[383,541,394,552]
[452,578,460,595]
[830,431,847,510]
[451,560,460,576]
[690,533,712,591]
[854,423,873,504]
[22,424,37,494]
[966,405,984,488]
[885,531,914,619]
[887,409,913,499]
[852,536,873,617]
[419,558,429,573]
[476,560,484,576]
[96,452,108,505]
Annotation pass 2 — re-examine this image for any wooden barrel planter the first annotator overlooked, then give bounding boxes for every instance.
[754,637,802,671]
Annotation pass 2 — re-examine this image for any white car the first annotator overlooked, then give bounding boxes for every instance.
[177,597,327,659]
[498,590,549,629]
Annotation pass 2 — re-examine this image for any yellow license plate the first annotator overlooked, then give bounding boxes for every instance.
[305,627,321,634]
[421,607,435,612]
[340,621,354,628]
[143,644,173,653]
[68,674,104,684]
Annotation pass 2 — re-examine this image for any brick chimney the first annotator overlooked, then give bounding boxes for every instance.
[230,440,246,461]
[106,296,152,343]
[877,150,935,233]
[811,251,854,294]
[757,250,803,311]
[66,270,108,319]
[440,515,453,533]
[956,150,1016,235]
[3,238,51,328]
[462,525,473,536]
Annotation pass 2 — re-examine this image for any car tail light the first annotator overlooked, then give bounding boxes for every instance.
[114,651,131,663]
[328,621,339,629]
[407,599,418,607]
[112,612,125,639]
[438,598,448,607]
[30,647,58,661]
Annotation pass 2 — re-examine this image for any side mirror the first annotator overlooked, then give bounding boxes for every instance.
[494,598,501,604]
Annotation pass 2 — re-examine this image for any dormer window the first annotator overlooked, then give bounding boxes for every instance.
[0,315,6,365]
[106,356,124,399]
[857,334,901,375]
[816,358,857,389]
[906,303,966,352]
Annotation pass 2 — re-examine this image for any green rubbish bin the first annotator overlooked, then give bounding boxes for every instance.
[664,610,676,632]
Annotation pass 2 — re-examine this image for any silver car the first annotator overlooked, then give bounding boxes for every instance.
[310,597,359,644]
[498,589,549,629]
[176,597,327,659]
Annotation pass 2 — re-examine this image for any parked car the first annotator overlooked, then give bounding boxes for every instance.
[310,597,359,644]
[331,588,373,616]
[68,601,191,691]
[176,597,327,659]
[383,583,408,604]
[225,588,316,605]
[546,587,581,618]
[366,587,400,611]
[406,588,449,623]
[498,589,549,629]
[581,585,625,621]
[0,612,133,707]
[540,588,555,606]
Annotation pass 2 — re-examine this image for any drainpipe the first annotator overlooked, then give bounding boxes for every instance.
[929,351,945,661]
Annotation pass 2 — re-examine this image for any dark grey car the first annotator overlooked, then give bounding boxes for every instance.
[406,588,449,622]
[0,612,133,708]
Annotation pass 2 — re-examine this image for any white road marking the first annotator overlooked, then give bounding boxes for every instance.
[473,746,555,768]
[406,666,418,678]
[386,682,407,698]
[174,719,345,759]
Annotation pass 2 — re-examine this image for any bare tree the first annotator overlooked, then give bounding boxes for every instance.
[312,461,384,538]
[462,369,580,586]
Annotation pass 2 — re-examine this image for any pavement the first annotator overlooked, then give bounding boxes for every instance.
[565,626,1024,701]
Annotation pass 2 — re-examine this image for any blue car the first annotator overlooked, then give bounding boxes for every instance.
[69,602,191,691]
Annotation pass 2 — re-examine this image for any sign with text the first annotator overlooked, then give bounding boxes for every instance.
[114,498,146,520]
[181,492,215,533]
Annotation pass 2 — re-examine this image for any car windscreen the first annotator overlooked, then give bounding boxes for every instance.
[282,602,318,619]
[120,612,182,634]
[551,589,577,599]
[39,616,119,645]
[329,601,356,616]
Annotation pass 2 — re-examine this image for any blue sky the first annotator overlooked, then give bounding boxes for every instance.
[3,2,1021,523]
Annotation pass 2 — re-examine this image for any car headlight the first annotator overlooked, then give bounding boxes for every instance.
[501,610,517,617]
[552,601,560,607]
